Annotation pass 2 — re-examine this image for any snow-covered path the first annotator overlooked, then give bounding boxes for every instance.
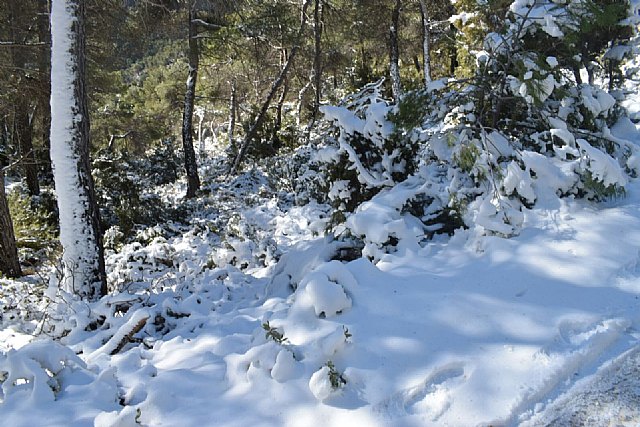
[523,345,640,426]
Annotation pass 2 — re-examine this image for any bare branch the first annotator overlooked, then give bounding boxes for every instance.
[0,41,48,48]
[191,18,224,30]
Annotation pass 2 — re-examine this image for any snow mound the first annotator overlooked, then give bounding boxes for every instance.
[295,261,356,318]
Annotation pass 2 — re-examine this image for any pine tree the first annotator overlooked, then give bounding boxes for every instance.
[50,0,106,300]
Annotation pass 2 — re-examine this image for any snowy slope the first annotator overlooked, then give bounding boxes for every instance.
[2,171,640,426]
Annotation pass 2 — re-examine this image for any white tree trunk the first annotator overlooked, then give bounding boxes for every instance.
[50,0,106,300]
[389,0,402,103]
[418,0,432,86]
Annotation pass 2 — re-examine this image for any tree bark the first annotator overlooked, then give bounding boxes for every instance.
[181,0,201,199]
[418,0,432,86]
[38,0,53,182]
[228,78,236,148]
[230,0,311,175]
[389,0,402,103]
[50,0,106,300]
[0,169,22,278]
[307,0,323,132]
[14,103,40,196]
[274,48,289,148]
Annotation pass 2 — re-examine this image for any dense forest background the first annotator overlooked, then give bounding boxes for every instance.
[1,0,461,273]
[0,0,637,296]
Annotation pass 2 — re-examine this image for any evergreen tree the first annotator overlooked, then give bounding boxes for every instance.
[50,0,106,300]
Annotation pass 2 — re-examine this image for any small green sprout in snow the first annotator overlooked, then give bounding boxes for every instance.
[262,321,288,344]
[325,360,347,389]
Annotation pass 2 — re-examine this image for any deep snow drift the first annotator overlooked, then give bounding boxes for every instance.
[1,163,640,426]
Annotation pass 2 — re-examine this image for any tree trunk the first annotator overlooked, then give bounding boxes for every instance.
[389,0,402,103]
[296,81,311,128]
[230,0,311,175]
[274,48,289,148]
[39,0,53,183]
[418,0,432,86]
[50,0,106,300]
[9,0,40,196]
[14,103,40,196]
[181,1,201,198]
[228,78,236,148]
[0,169,22,278]
[307,0,323,132]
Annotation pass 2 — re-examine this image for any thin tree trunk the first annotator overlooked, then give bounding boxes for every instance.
[182,1,201,198]
[418,0,432,86]
[14,103,40,196]
[389,0,402,103]
[50,0,106,300]
[307,0,323,132]
[296,81,311,128]
[228,78,236,148]
[274,48,289,147]
[230,0,311,175]
[0,169,22,278]
[39,0,53,182]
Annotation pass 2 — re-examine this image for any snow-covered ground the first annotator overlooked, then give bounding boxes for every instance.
[2,161,640,426]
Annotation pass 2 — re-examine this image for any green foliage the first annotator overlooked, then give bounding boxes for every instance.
[388,91,430,132]
[92,143,180,238]
[325,360,347,389]
[7,188,58,255]
[454,143,480,175]
[240,107,298,162]
[91,42,186,152]
[262,321,288,344]
[580,170,626,201]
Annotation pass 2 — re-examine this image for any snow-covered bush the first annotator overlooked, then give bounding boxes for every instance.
[0,340,89,402]
[309,361,346,401]
[310,80,420,224]
[93,146,179,237]
[425,0,635,235]
[308,0,638,245]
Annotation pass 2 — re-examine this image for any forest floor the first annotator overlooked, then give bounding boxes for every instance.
[1,153,640,426]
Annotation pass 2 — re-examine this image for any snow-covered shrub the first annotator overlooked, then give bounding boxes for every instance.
[309,361,346,401]
[311,80,420,225]
[0,276,48,326]
[401,0,638,237]
[320,0,638,244]
[0,340,88,403]
[263,144,323,206]
[292,261,355,317]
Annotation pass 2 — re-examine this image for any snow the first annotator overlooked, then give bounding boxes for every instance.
[576,138,627,187]
[4,167,640,426]
[309,366,335,401]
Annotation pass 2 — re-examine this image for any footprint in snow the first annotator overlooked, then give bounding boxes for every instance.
[373,362,466,421]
